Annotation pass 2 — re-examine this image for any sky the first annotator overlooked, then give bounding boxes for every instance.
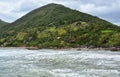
[0,0,120,26]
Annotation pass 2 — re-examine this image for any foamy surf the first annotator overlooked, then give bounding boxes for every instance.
[0,48,120,77]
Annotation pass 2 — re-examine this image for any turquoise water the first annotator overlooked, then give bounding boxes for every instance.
[0,48,120,77]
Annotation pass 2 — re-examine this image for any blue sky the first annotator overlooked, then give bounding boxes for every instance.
[0,0,120,25]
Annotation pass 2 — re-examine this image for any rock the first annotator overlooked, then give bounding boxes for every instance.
[26,47,40,50]
[110,47,120,51]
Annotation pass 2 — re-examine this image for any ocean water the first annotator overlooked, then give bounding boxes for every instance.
[0,48,120,77]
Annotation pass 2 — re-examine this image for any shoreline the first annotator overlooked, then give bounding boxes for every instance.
[53,47,120,51]
[0,47,119,51]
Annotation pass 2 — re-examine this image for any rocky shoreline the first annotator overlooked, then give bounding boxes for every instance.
[0,46,120,51]
[26,46,120,51]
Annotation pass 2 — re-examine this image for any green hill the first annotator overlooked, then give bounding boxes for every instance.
[0,3,120,48]
[0,19,8,28]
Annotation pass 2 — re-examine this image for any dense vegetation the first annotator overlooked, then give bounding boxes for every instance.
[0,3,120,48]
[0,19,8,28]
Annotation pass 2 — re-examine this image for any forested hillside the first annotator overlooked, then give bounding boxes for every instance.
[0,3,120,48]
[0,19,8,28]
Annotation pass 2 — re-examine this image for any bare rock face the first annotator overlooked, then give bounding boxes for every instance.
[110,47,120,51]
[26,47,40,50]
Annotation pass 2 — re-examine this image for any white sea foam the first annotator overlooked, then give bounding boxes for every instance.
[0,48,120,77]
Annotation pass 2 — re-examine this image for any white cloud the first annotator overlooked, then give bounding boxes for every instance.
[0,0,22,22]
[0,0,120,25]
[78,1,120,15]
